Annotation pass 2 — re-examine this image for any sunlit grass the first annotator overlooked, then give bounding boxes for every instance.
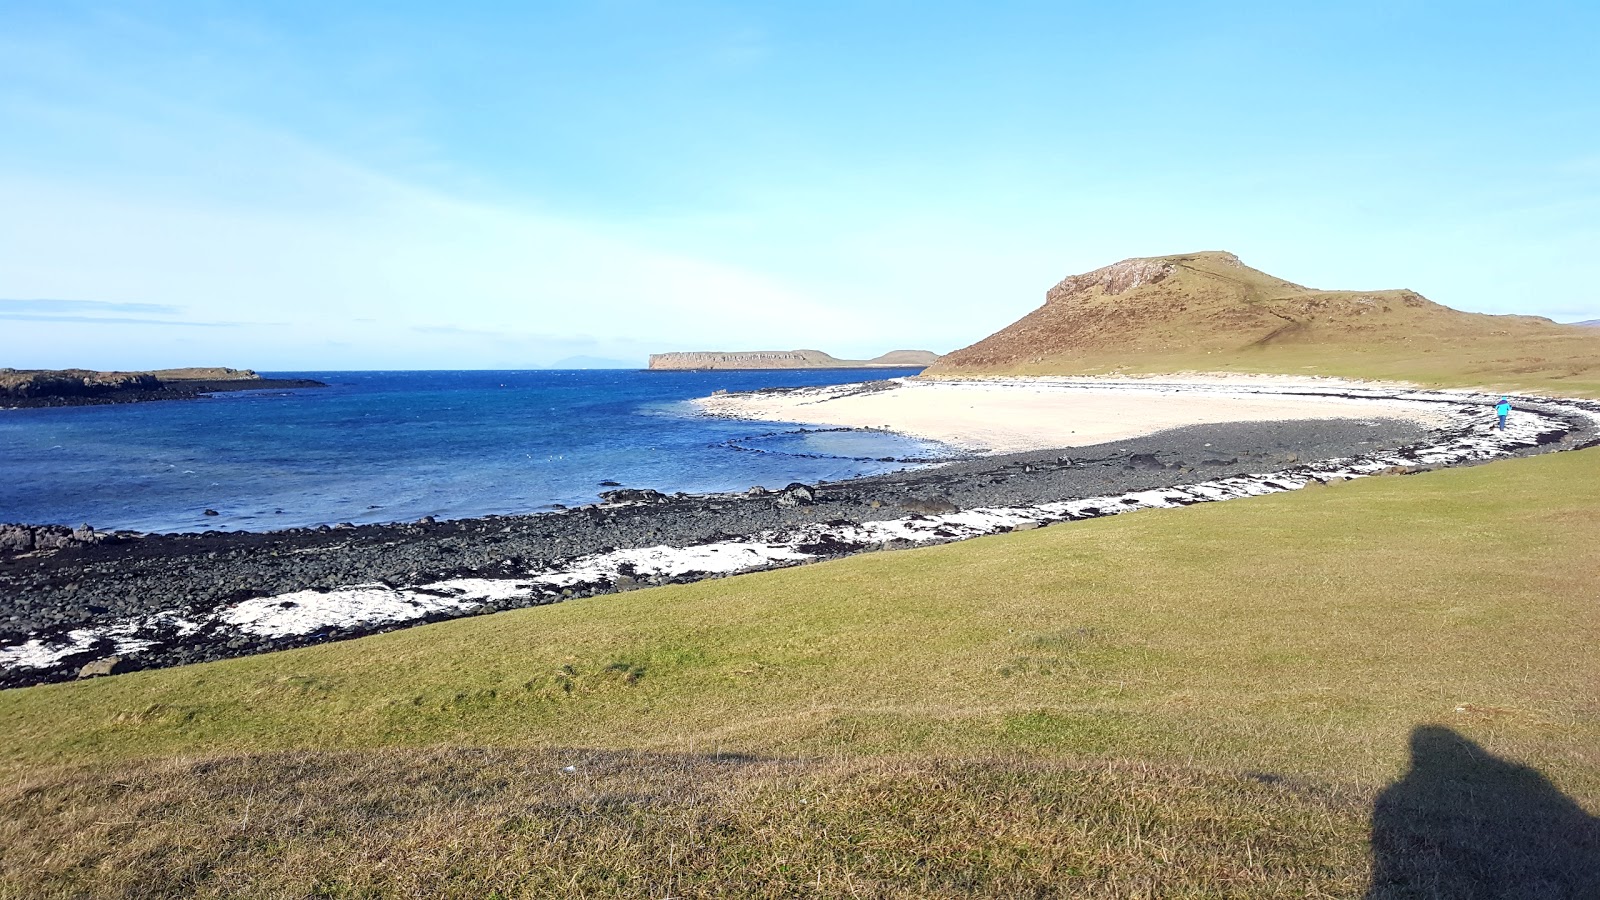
[3,448,1597,895]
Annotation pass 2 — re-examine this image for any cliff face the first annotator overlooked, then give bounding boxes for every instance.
[650,349,938,370]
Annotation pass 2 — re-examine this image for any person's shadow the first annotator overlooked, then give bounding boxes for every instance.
[1366,725,1600,898]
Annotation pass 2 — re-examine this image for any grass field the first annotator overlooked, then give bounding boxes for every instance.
[3,446,1598,896]
[938,342,1600,400]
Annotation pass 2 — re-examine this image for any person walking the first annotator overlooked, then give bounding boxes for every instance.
[1495,396,1512,430]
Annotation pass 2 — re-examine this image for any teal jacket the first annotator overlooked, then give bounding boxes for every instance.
[1496,400,1511,416]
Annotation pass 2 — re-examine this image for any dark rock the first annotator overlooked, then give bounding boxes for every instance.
[203,509,220,516]
[598,480,622,487]
[599,488,668,504]
[773,482,817,507]
[1128,453,1166,471]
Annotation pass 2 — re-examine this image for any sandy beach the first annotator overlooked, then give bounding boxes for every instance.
[696,375,1464,454]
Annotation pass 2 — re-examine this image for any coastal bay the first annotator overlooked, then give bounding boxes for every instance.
[3,375,1593,688]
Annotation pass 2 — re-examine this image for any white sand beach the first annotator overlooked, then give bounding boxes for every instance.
[696,375,1463,453]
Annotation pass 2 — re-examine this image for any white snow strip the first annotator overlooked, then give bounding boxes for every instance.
[220,578,542,638]
[0,623,162,670]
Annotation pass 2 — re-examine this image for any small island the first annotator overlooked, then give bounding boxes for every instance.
[0,367,326,408]
[648,348,939,370]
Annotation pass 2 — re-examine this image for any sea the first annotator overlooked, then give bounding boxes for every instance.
[0,369,947,534]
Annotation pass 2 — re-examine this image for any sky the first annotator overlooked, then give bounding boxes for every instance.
[1,1,1597,370]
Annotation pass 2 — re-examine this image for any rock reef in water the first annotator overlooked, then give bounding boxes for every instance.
[0,367,325,408]
[649,349,939,370]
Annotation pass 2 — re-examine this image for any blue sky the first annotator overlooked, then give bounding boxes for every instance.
[1,1,1596,369]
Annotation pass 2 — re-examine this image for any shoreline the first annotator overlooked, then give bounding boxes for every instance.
[3,379,1598,688]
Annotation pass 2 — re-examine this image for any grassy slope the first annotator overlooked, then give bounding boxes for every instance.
[927,252,1600,397]
[3,449,1598,896]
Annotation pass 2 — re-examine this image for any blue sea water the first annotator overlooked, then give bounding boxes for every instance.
[0,369,944,534]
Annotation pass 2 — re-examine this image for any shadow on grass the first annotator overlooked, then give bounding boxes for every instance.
[1367,725,1600,899]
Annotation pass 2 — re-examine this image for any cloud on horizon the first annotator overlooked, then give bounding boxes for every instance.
[0,298,260,328]
[0,298,184,315]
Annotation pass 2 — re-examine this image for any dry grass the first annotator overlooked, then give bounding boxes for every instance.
[0,747,1379,898]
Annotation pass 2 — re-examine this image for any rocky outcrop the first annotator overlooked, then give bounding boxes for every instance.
[649,349,939,370]
[0,523,116,555]
[0,367,324,408]
[0,369,161,399]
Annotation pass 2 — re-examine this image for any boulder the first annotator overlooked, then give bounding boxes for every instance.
[78,656,135,678]
[899,496,959,515]
[773,483,817,508]
[599,488,669,504]
[1128,453,1167,471]
[0,525,32,553]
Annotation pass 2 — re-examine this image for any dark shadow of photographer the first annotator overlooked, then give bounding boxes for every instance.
[1366,725,1600,899]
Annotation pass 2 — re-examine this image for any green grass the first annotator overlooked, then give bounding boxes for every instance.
[945,342,1600,398]
[3,449,1598,895]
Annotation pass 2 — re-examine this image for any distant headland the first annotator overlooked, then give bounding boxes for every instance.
[0,367,326,408]
[649,349,939,370]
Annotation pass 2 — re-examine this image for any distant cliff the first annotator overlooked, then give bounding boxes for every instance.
[649,349,939,370]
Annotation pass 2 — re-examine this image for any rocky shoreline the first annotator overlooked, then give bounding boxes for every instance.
[1,376,327,409]
[2,386,1597,689]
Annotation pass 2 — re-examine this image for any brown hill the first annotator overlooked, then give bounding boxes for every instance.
[927,251,1600,394]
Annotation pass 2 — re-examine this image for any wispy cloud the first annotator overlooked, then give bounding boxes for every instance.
[0,298,184,315]
[0,299,267,327]
[0,311,243,327]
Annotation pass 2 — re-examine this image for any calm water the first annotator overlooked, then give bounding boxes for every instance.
[0,369,943,533]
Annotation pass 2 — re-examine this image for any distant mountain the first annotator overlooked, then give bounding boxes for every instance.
[1574,319,1600,327]
[649,349,939,370]
[927,251,1600,386]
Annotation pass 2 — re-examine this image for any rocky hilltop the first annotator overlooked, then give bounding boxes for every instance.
[927,251,1600,386]
[650,349,939,370]
[1,367,325,408]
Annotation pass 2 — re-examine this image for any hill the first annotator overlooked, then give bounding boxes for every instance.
[927,251,1600,394]
[649,348,939,370]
